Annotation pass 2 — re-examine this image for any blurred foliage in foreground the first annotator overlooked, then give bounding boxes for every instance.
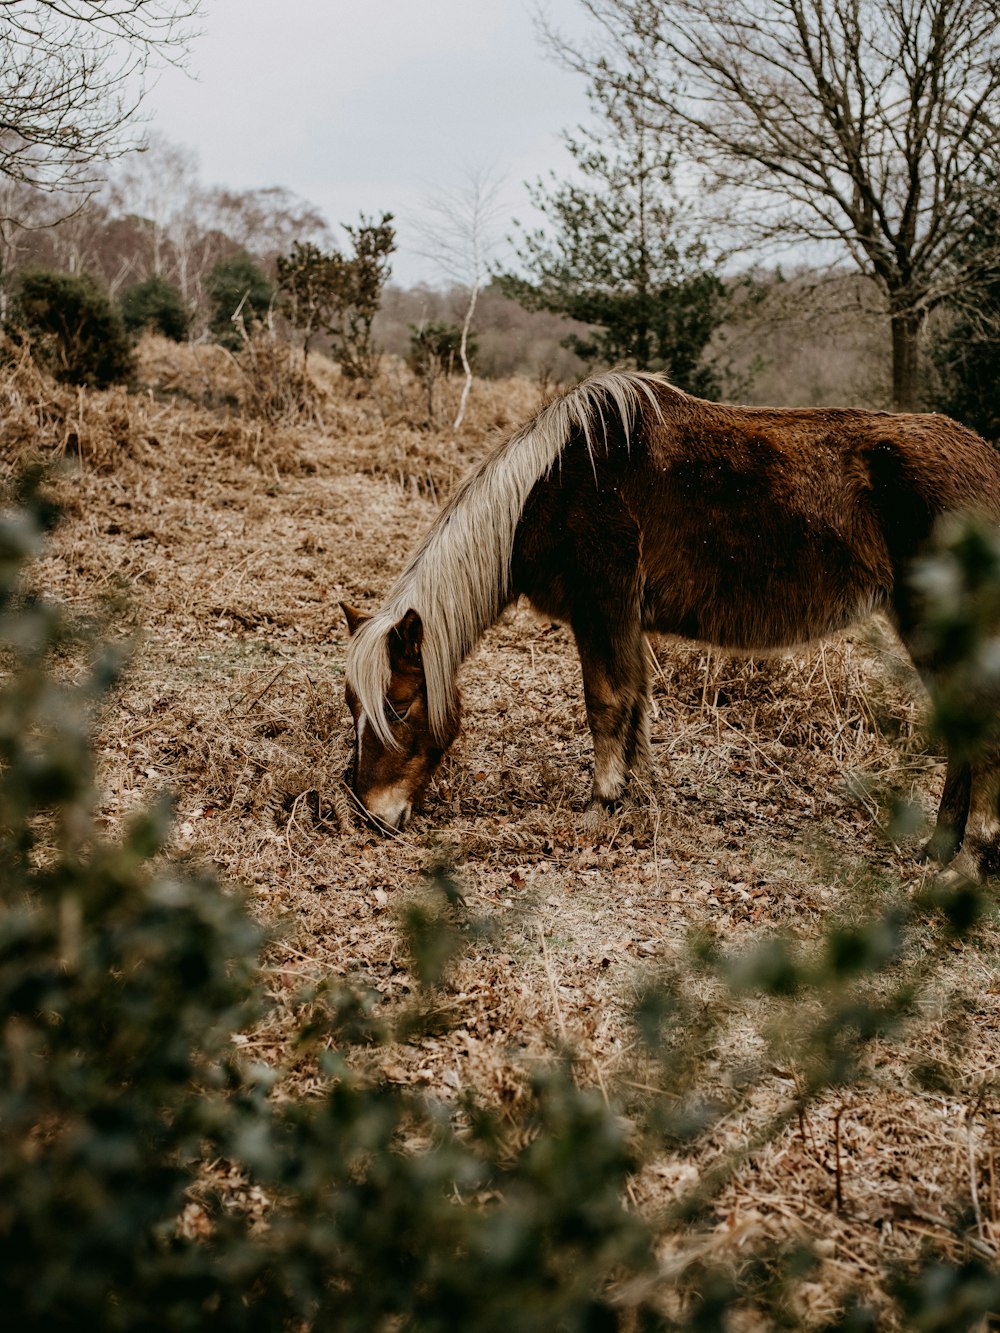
[3,481,1000,1328]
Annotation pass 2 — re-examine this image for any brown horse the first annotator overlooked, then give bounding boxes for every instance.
[341,370,1000,872]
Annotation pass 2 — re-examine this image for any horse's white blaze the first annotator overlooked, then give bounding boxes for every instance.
[362,782,413,831]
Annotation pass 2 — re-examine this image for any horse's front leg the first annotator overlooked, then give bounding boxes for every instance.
[574,614,651,811]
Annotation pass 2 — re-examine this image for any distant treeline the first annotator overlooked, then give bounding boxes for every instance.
[1,138,993,430]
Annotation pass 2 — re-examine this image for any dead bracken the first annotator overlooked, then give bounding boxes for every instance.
[17,334,1000,1326]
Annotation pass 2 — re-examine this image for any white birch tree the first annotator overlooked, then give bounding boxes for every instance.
[413,168,505,430]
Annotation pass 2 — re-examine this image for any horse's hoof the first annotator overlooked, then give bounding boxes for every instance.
[581,798,619,830]
[918,832,961,866]
[937,848,982,885]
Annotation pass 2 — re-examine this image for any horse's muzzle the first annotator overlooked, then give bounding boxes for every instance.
[359,788,413,834]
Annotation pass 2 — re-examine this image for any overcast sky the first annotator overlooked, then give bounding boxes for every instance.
[141,0,596,285]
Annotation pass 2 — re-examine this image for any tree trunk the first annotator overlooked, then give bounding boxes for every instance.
[453,282,480,432]
[890,304,924,413]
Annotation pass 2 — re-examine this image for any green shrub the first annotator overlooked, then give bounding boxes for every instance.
[928,184,1000,442]
[275,239,339,359]
[326,212,395,384]
[206,253,273,349]
[8,269,134,388]
[407,320,471,378]
[0,477,263,1327]
[931,303,1000,444]
[119,274,189,342]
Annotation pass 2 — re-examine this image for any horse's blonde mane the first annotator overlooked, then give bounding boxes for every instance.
[346,370,669,746]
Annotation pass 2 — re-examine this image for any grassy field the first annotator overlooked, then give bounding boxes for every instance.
[16,335,1000,1325]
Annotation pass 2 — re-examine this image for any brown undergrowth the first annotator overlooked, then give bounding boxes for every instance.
[15,336,1000,1326]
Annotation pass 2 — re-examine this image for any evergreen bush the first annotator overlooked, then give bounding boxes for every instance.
[9,269,134,388]
[206,253,274,350]
[407,320,469,379]
[326,212,395,384]
[406,320,472,422]
[119,274,189,342]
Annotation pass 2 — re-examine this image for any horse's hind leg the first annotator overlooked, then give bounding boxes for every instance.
[889,586,969,864]
[573,608,651,811]
[896,612,990,871]
[920,751,971,866]
[898,653,973,866]
[948,751,1000,880]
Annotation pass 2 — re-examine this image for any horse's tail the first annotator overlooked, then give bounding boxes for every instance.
[347,370,669,746]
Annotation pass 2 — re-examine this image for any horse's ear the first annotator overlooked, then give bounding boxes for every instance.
[340,602,370,637]
[388,608,423,668]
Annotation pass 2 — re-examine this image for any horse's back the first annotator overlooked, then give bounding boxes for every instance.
[512,382,1000,652]
[632,394,1000,650]
[646,395,1000,519]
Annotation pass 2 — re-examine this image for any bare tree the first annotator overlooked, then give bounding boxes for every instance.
[0,177,149,313]
[547,0,1000,410]
[412,168,505,429]
[108,132,199,277]
[106,152,334,331]
[107,134,222,315]
[0,177,61,317]
[208,185,332,265]
[161,183,222,316]
[44,189,112,277]
[0,2,201,198]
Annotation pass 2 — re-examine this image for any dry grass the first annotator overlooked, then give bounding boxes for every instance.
[17,335,1000,1325]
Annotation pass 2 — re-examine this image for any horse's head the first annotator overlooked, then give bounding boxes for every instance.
[341,603,459,831]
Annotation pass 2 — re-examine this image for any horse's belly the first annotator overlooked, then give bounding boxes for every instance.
[646,585,885,650]
[640,516,891,650]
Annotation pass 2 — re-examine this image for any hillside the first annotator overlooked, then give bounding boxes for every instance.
[12,336,1000,1325]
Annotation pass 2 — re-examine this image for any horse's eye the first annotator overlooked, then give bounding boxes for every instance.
[389,702,413,724]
